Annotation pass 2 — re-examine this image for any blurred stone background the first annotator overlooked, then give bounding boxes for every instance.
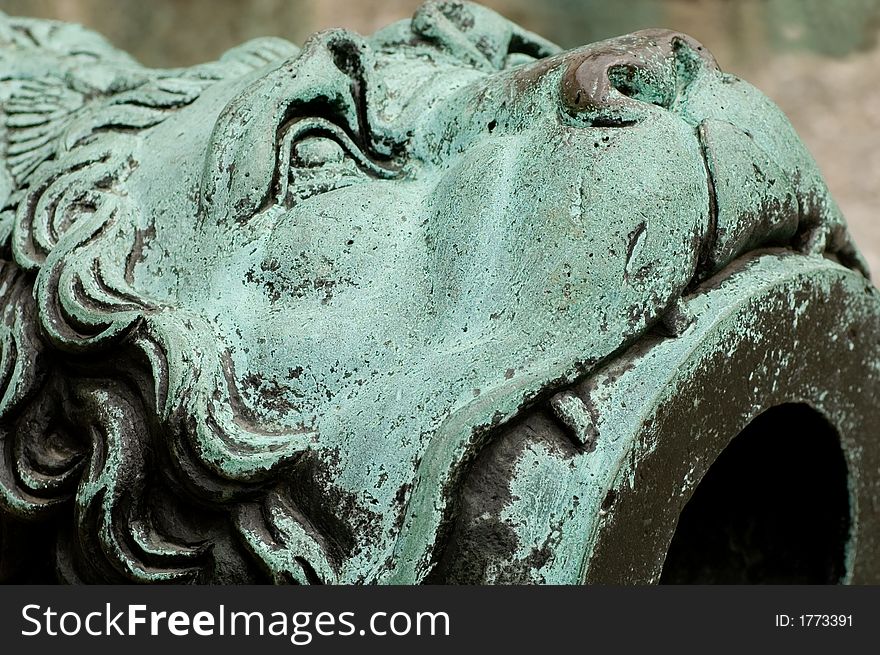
[3,0,879,273]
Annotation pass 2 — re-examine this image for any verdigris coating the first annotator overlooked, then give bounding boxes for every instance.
[0,1,875,584]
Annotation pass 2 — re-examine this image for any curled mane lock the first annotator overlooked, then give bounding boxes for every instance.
[0,13,331,583]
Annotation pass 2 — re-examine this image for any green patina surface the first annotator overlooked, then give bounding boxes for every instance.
[0,1,873,583]
[483,253,880,583]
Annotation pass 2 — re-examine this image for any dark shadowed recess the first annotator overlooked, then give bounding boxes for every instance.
[660,403,850,584]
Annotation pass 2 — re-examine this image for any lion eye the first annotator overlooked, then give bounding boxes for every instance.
[292,136,346,167]
[273,117,401,207]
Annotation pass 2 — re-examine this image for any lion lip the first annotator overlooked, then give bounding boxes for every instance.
[695,118,801,278]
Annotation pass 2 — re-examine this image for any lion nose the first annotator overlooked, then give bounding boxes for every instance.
[560,29,717,127]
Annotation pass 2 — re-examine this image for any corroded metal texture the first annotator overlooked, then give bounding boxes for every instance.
[437,253,880,583]
[0,1,876,584]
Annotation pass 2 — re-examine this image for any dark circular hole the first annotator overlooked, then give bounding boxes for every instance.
[660,403,850,584]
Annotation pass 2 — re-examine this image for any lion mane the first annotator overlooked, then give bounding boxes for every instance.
[0,10,343,583]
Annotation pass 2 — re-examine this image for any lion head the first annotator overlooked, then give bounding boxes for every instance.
[0,1,866,583]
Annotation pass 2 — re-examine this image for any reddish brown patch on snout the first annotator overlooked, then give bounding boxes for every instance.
[559,29,717,125]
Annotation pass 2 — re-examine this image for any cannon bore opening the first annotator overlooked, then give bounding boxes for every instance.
[660,403,850,584]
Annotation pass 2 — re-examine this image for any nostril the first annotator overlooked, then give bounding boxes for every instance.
[560,53,675,127]
[607,66,641,98]
[607,63,675,109]
[671,33,718,70]
[559,29,717,127]
[671,35,717,90]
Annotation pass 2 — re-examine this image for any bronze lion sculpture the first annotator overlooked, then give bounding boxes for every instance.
[0,1,871,584]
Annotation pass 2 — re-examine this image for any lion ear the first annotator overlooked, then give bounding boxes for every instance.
[410,0,560,70]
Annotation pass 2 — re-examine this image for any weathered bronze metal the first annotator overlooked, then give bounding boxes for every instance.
[0,1,877,584]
